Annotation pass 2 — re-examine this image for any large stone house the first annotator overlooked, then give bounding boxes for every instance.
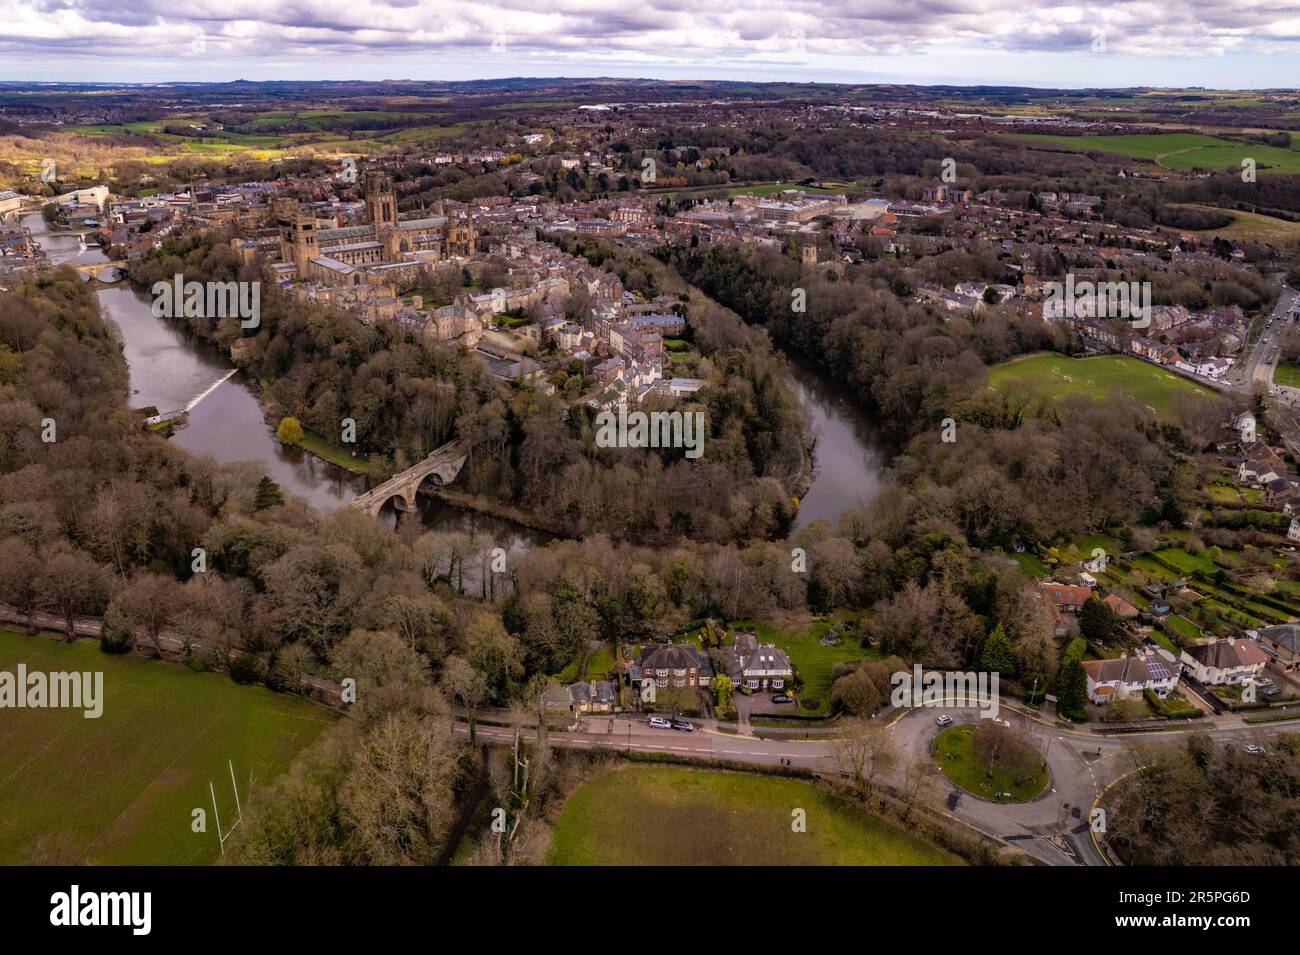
[719,632,794,692]
[638,644,711,690]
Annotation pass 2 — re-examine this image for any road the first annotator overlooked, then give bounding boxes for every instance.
[461,701,1300,867]
[1231,284,1300,391]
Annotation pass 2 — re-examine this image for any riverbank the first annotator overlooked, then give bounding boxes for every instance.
[426,485,573,538]
[294,428,388,479]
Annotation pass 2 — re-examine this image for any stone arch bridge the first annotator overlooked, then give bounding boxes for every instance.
[345,440,468,517]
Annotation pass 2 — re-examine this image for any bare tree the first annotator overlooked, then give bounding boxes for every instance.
[830,717,898,800]
[36,551,110,641]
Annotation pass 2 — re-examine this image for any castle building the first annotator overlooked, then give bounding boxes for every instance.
[275,171,475,286]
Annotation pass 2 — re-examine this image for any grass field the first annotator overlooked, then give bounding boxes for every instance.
[988,354,1211,420]
[1007,132,1300,174]
[548,764,961,865]
[931,726,1048,803]
[1275,363,1300,388]
[0,629,334,865]
[1166,204,1300,243]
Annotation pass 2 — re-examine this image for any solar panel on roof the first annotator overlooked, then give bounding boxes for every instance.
[1146,662,1170,680]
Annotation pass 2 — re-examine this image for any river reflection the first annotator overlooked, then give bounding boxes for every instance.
[786,350,888,529]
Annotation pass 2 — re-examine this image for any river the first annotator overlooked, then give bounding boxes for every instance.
[22,212,887,539]
[786,351,888,528]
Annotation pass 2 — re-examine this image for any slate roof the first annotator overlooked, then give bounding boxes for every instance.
[1183,639,1267,670]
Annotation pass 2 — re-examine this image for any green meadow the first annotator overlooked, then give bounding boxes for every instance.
[0,629,333,865]
[1007,132,1300,174]
[549,764,961,865]
[989,354,1211,421]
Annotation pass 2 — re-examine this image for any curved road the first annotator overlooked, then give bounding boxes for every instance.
[462,702,1297,866]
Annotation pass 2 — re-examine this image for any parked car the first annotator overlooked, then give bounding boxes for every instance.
[671,719,696,732]
[772,694,794,704]
[993,718,1011,728]
[935,714,953,727]
[647,716,671,729]
[1244,744,1266,756]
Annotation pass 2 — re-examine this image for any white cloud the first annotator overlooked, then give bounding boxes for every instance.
[0,0,1296,82]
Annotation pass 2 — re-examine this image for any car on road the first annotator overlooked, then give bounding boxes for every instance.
[772,694,794,704]
[671,719,696,732]
[1244,744,1266,756]
[647,716,672,729]
[935,714,953,727]
[993,717,1011,727]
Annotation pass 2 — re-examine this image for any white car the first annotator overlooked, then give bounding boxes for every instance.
[1243,744,1266,756]
[935,714,953,727]
[647,716,672,729]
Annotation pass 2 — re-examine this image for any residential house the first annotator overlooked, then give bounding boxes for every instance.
[1101,594,1140,621]
[639,644,710,690]
[565,680,617,713]
[1041,581,1092,613]
[1256,624,1300,669]
[718,632,794,691]
[1179,638,1267,686]
[1082,647,1180,704]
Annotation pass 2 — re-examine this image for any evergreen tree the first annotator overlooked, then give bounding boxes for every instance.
[1057,638,1088,720]
[979,623,1018,677]
[254,475,285,510]
[1079,595,1117,645]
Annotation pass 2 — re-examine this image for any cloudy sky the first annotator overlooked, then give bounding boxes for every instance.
[1,0,1298,88]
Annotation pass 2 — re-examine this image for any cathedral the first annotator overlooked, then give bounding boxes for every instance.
[275,171,475,286]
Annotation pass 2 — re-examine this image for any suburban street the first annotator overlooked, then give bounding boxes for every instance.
[460,701,1300,867]
[1234,283,1300,391]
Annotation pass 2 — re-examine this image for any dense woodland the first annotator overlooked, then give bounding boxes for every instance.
[129,234,807,543]
[1106,734,1300,865]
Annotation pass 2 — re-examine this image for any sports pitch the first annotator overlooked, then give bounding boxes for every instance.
[988,353,1211,419]
[0,630,333,865]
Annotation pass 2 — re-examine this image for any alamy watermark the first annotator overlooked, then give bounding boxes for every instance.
[1043,273,1150,328]
[50,885,150,935]
[890,664,1000,720]
[595,400,705,459]
[152,274,261,329]
[1,664,103,718]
